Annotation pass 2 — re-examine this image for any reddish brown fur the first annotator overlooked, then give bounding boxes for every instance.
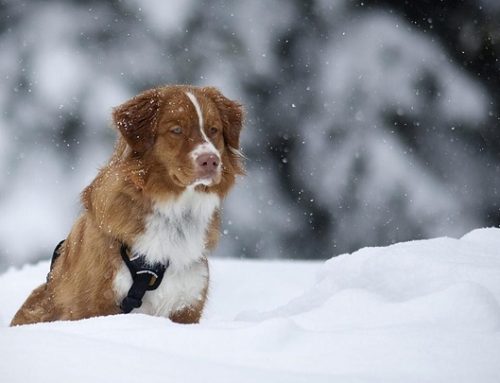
[11,85,243,326]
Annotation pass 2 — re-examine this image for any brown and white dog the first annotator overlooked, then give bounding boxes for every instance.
[10,85,244,326]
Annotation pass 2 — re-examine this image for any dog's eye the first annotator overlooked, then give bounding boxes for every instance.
[170,126,182,134]
[209,127,218,135]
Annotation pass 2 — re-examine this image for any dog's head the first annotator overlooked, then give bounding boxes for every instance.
[112,85,244,194]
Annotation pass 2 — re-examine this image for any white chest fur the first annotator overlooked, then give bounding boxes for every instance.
[133,188,219,270]
[113,188,219,317]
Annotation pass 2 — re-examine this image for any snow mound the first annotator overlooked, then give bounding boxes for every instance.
[1,228,500,382]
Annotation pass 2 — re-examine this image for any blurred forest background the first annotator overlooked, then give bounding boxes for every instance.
[0,0,499,269]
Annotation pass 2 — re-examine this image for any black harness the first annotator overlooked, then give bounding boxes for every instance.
[49,240,168,314]
[119,244,168,313]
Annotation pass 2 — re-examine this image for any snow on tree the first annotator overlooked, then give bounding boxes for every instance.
[0,0,499,267]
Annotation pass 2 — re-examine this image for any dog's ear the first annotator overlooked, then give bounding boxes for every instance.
[112,88,162,153]
[202,86,244,157]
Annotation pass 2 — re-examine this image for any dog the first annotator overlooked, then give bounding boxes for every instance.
[11,85,244,326]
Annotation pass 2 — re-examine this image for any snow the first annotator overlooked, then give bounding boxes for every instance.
[1,228,499,382]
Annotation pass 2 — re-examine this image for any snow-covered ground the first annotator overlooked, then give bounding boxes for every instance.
[1,228,499,382]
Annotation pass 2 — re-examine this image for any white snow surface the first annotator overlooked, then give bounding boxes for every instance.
[1,228,500,382]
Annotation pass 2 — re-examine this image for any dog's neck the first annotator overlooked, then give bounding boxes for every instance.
[131,187,220,271]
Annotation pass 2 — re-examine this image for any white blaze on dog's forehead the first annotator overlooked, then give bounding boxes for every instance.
[185,91,220,159]
[185,91,204,132]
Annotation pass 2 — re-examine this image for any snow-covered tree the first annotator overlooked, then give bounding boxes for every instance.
[0,0,498,267]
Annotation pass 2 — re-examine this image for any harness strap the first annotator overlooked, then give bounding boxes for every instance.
[119,272,154,313]
[119,244,168,313]
[47,240,65,283]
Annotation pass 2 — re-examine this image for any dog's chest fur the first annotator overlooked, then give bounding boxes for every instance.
[113,188,219,316]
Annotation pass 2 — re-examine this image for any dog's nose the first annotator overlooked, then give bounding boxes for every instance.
[196,153,220,174]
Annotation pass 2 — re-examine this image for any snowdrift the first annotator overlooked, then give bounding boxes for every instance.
[1,228,499,382]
